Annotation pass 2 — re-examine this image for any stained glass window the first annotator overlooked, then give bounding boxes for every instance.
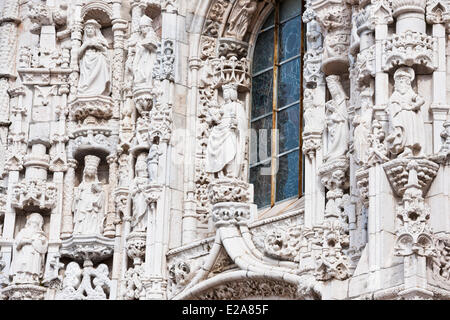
[250,0,303,208]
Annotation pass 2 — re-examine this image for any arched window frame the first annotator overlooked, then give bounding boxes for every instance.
[248,0,305,209]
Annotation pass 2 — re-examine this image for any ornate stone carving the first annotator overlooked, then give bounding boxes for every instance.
[211,202,251,227]
[430,236,450,286]
[122,264,145,300]
[60,235,115,264]
[224,0,257,41]
[197,279,302,300]
[208,178,250,204]
[394,161,435,258]
[11,179,57,210]
[55,262,111,300]
[69,95,113,121]
[382,32,437,74]
[264,226,304,262]
[426,0,450,24]
[153,40,175,82]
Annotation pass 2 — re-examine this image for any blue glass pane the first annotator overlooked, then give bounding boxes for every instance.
[276,151,299,202]
[251,115,272,164]
[253,29,274,74]
[280,16,301,62]
[262,10,275,29]
[278,58,300,108]
[252,70,273,119]
[250,164,271,208]
[280,0,301,22]
[278,104,299,154]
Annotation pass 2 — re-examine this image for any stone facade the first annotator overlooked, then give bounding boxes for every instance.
[0,0,448,300]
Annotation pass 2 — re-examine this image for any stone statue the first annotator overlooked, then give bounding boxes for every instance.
[131,153,149,232]
[386,67,426,158]
[73,155,105,236]
[147,139,162,182]
[10,213,48,285]
[324,75,350,161]
[353,87,373,165]
[303,88,324,133]
[77,19,111,96]
[133,15,158,88]
[206,83,247,179]
[224,0,258,41]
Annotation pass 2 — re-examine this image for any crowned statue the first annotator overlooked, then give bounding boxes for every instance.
[133,15,158,88]
[77,19,111,96]
[386,67,426,158]
[73,155,105,236]
[206,83,247,179]
[10,213,48,285]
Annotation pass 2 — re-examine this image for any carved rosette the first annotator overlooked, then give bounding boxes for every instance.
[126,231,146,266]
[11,179,57,210]
[264,226,304,262]
[382,31,437,74]
[212,202,251,227]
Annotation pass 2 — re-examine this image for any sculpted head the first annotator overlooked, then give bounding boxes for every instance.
[139,15,153,36]
[222,83,238,102]
[84,19,101,38]
[83,155,101,179]
[394,67,414,95]
[26,213,44,231]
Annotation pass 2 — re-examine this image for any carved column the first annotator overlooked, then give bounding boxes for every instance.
[105,155,118,238]
[60,159,77,239]
[182,57,202,244]
[68,2,83,101]
[426,2,450,153]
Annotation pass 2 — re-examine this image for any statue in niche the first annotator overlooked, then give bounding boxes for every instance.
[10,213,48,285]
[303,88,324,133]
[224,0,258,41]
[386,67,426,158]
[77,19,111,96]
[324,75,350,161]
[147,137,162,183]
[353,86,374,165]
[206,83,247,179]
[73,155,105,236]
[131,153,149,232]
[133,15,158,88]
